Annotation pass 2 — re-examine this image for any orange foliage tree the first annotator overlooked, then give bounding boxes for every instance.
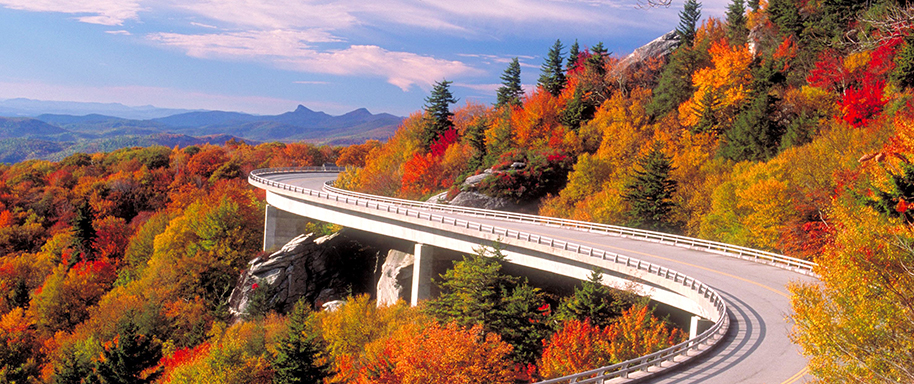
[356,322,515,384]
[539,304,685,379]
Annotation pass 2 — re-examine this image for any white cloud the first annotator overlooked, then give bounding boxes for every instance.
[149,29,339,58]
[150,30,482,91]
[105,30,131,35]
[0,0,142,25]
[171,0,358,30]
[282,45,483,91]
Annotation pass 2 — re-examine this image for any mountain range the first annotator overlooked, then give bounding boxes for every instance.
[0,100,404,164]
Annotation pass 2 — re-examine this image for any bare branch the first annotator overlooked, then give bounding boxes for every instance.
[636,0,672,9]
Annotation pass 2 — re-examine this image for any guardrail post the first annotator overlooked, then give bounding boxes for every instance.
[411,243,434,306]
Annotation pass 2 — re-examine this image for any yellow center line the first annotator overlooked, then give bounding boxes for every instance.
[780,366,810,384]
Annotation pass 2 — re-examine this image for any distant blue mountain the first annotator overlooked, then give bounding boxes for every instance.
[0,103,404,163]
[152,110,261,128]
[0,98,196,120]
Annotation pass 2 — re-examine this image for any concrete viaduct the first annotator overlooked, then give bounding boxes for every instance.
[250,167,817,383]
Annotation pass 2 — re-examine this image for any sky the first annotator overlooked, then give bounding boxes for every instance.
[0,0,731,117]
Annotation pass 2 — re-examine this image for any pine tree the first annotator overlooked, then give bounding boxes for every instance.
[538,39,567,97]
[646,46,703,118]
[720,92,784,162]
[623,145,679,233]
[95,322,162,384]
[466,116,489,170]
[555,269,635,328]
[677,0,702,48]
[421,80,458,150]
[726,0,748,46]
[426,245,550,364]
[566,40,581,72]
[585,42,609,77]
[273,299,329,384]
[495,58,524,109]
[71,200,97,265]
[767,0,803,39]
[561,87,589,131]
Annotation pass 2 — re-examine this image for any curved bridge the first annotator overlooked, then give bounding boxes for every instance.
[249,167,816,383]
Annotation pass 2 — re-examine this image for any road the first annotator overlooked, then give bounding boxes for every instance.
[256,171,816,384]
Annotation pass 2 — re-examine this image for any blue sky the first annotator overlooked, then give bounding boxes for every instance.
[0,0,731,117]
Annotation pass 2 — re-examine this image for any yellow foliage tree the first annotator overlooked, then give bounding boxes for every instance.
[678,40,753,132]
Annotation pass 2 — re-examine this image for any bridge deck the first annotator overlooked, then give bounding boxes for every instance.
[258,171,815,384]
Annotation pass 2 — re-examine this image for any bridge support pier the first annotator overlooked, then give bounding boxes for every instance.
[263,204,310,252]
[689,315,714,341]
[411,243,434,306]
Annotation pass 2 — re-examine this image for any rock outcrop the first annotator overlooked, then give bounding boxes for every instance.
[376,249,414,307]
[228,231,379,320]
[445,169,526,211]
[616,30,681,73]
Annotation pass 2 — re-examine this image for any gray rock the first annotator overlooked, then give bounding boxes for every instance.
[449,190,518,211]
[617,30,681,73]
[463,172,489,187]
[376,249,415,307]
[227,231,375,321]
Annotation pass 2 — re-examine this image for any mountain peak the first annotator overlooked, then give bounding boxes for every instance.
[294,105,317,114]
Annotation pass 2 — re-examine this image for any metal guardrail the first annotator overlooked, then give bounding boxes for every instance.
[319,176,817,275]
[249,167,733,383]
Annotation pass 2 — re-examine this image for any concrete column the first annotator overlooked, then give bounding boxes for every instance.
[411,243,434,306]
[264,204,279,252]
[263,204,309,252]
[689,315,714,347]
[690,315,701,340]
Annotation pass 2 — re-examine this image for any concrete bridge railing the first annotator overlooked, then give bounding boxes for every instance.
[248,167,811,383]
[318,174,816,276]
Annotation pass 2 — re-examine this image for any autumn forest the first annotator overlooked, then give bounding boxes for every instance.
[2,0,914,382]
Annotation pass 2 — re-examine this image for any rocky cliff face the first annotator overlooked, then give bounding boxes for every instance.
[376,249,415,307]
[228,231,381,320]
[228,230,418,320]
[616,30,681,73]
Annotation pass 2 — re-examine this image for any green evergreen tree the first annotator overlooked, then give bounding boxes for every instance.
[273,299,329,384]
[554,269,637,328]
[719,92,784,162]
[566,39,581,72]
[646,46,704,118]
[420,80,458,150]
[677,0,702,48]
[748,0,759,11]
[726,0,748,46]
[425,245,550,364]
[767,0,803,39]
[495,58,524,109]
[692,89,722,134]
[71,200,97,265]
[893,33,914,90]
[538,39,567,97]
[561,87,590,131]
[94,322,162,384]
[623,144,679,233]
[466,115,489,170]
[585,42,609,77]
